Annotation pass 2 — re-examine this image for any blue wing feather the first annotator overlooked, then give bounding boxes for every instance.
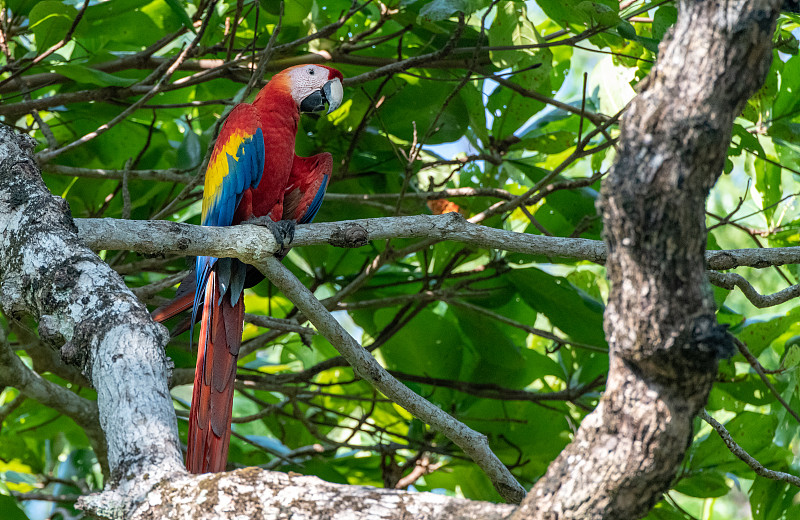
[298,174,330,224]
[190,109,266,350]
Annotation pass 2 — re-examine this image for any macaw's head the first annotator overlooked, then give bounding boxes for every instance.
[271,64,344,114]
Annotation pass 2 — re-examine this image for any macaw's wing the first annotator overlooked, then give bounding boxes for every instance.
[202,104,265,228]
[192,104,266,340]
[282,152,332,224]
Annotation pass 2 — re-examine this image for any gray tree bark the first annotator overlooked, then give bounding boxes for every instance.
[0,127,185,505]
[513,1,782,519]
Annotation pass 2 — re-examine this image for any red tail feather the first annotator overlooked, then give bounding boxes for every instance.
[185,270,243,473]
[151,291,194,323]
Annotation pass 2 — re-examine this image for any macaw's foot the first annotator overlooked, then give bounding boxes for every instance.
[244,217,296,252]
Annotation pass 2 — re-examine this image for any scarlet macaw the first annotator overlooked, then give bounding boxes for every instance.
[153,65,344,473]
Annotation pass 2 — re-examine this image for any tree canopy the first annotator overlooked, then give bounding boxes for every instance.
[1,1,800,519]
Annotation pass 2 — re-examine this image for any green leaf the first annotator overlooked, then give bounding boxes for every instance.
[747,136,783,225]
[460,82,490,144]
[51,64,137,87]
[575,1,620,26]
[734,309,799,357]
[418,0,468,22]
[537,0,591,27]
[82,10,162,47]
[6,0,39,17]
[488,1,538,68]
[379,76,471,144]
[509,268,606,347]
[0,495,30,520]
[176,122,202,170]
[784,340,800,368]
[645,502,688,520]
[379,310,467,382]
[692,411,777,469]
[164,0,196,33]
[673,470,729,498]
[485,2,553,137]
[29,1,78,52]
[750,477,792,520]
[652,6,677,42]
[451,306,560,387]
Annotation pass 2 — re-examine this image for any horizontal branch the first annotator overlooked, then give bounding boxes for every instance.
[325,187,524,203]
[79,467,516,519]
[42,163,193,183]
[389,369,604,403]
[75,214,800,272]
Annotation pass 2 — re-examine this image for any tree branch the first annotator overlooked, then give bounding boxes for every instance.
[1,124,528,519]
[256,255,526,503]
[0,329,106,470]
[80,468,516,519]
[512,2,783,518]
[42,163,193,183]
[707,271,800,308]
[74,214,800,273]
[0,125,183,498]
[700,410,800,488]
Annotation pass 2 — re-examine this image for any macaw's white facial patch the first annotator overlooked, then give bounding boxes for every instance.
[288,65,336,107]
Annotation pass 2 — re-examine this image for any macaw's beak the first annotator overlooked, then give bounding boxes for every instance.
[299,78,344,114]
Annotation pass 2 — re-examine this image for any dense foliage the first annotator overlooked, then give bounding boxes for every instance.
[1,0,800,518]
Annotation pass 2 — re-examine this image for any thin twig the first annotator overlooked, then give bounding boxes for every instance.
[708,271,800,308]
[700,410,800,487]
[36,2,218,163]
[0,0,90,85]
[734,337,800,424]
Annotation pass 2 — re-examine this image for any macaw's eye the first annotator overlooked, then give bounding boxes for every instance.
[308,68,315,75]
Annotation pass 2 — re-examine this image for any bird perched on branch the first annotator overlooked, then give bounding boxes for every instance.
[152,64,344,473]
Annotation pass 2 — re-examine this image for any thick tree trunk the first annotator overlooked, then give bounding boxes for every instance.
[0,126,185,489]
[513,2,781,519]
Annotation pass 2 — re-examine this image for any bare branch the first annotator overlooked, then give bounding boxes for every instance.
[0,0,90,85]
[735,337,800,424]
[35,3,217,163]
[708,271,800,308]
[700,410,800,488]
[389,369,605,404]
[489,73,608,126]
[74,214,800,272]
[257,255,526,503]
[0,338,100,431]
[42,164,194,183]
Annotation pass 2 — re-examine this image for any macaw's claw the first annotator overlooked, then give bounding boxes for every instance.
[244,217,296,253]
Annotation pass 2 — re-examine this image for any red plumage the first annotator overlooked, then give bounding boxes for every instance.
[153,64,343,473]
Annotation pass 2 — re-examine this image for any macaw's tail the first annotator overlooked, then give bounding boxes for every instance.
[186,269,243,473]
[152,268,262,336]
[151,270,196,329]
